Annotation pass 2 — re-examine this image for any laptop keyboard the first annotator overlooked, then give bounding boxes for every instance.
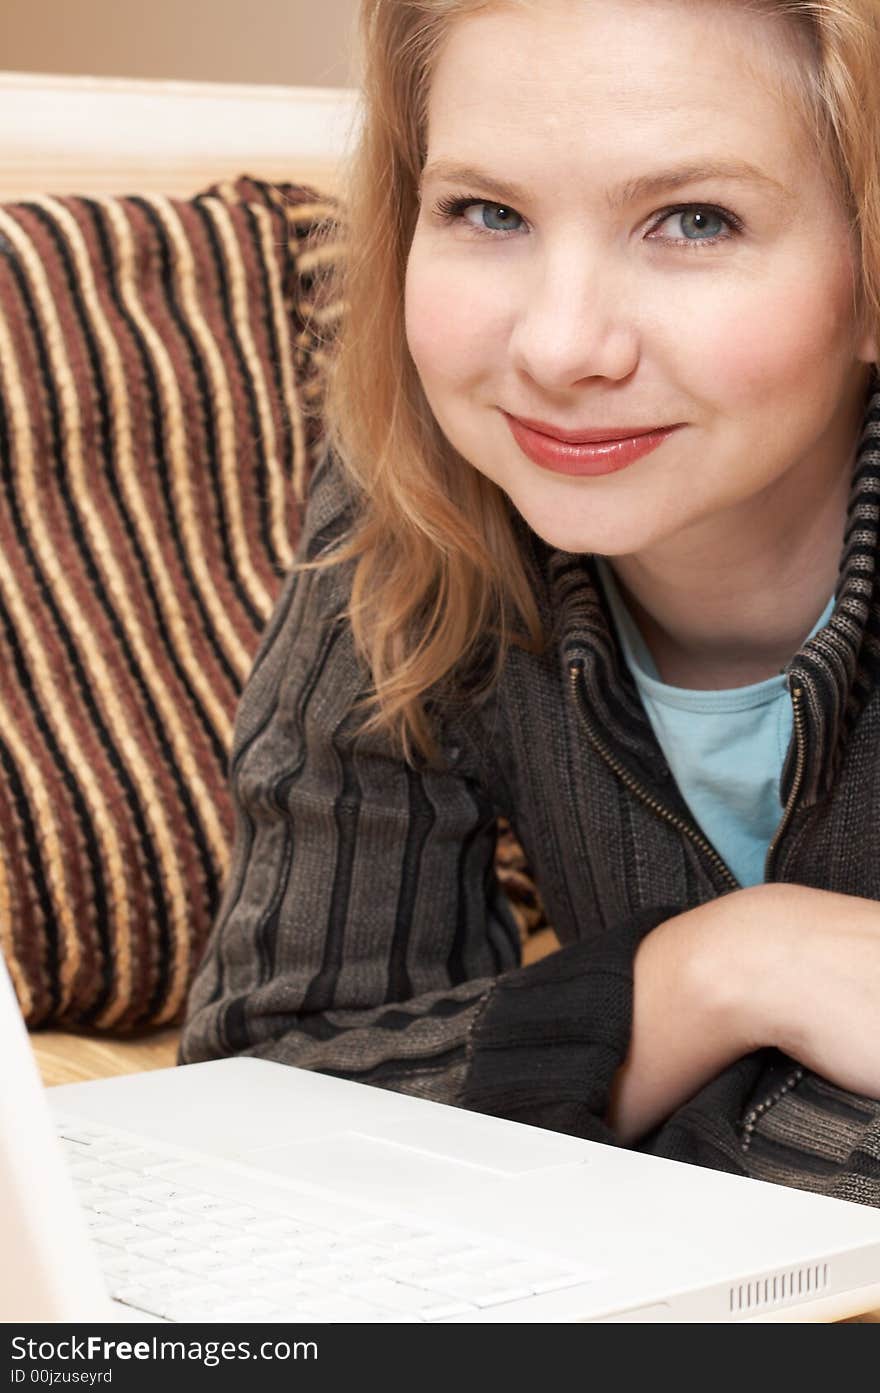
[55,1115,598,1323]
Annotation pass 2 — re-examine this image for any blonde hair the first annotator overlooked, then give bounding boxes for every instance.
[297,0,880,768]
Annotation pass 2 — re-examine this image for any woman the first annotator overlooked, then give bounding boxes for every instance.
[181,0,880,1204]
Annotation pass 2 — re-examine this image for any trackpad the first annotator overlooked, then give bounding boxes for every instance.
[376,1114,590,1173]
[247,1119,590,1204]
[246,1132,496,1202]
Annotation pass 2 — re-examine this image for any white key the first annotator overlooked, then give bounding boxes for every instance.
[375,1257,442,1284]
[171,1250,232,1277]
[92,1222,144,1249]
[334,1243,393,1266]
[460,1255,556,1291]
[304,1293,407,1323]
[80,1186,124,1211]
[472,1282,536,1307]
[255,1250,312,1276]
[394,1233,468,1259]
[84,1214,128,1238]
[483,1261,585,1294]
[159,1163,366,1231]
[188,1200,265,1226]
[116,1266,192,1295]
[260,1277,313,1303]
[347,1276,451,1316]
[530,1270,594,1294]
[99,1169,148,1192]
[151,1286,229,1322]
[414,1295,477,1320]
[171,1221,228,1246]
[93,1196,156,1221]
[210,1235,279,1260]
[111,1264,189,1294]
[246,1216,316,1240]
[294,1261,354,1287]
[127,1234,198,1261]
[171,1196,261,1224]
[101,1252,164,1281]
[128,1208,195,1235]
[442,1247,501,1272]
[168,1192,234,1216]
[286,1227,346,1254]
[211,1262,275,1290]
[349,1273,476,1319]
[206,1297,278,1321]
[127,1180,188,1202]
[417,1268,532,1307]
[350,1221,430,1247]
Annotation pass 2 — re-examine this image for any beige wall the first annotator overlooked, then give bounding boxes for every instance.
[2,0,360,88]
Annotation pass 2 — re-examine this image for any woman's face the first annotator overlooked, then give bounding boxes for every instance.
[404,0,878,558]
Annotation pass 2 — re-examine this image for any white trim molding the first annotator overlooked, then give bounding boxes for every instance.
[0,71,363,199]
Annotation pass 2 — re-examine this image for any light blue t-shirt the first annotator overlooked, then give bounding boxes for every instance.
[594,557,835,887]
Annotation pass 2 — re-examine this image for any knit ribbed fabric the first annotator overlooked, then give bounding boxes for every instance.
[0,175,340,1030]
[461,907,680,1141]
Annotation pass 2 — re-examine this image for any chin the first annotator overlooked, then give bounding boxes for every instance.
[509,479,693,557]
[507,503,637,558]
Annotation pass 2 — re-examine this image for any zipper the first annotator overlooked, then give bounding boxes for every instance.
[746,676,807,1147]
[740,1063,805,1154]
[762,677,806,883]
[568,660,739,893]
[570,657,811,1149]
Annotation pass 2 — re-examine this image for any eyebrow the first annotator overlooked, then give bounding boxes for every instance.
[419,158,793,208]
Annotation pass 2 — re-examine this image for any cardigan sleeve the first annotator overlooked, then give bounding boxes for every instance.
[459,904,681,1140]
[178,445,676,1139]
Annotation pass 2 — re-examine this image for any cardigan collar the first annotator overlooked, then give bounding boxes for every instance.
[546,367,880,812]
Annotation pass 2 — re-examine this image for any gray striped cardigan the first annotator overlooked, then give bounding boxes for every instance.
[180,370,880,1208]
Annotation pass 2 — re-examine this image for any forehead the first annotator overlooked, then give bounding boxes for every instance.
[424,0,818,180]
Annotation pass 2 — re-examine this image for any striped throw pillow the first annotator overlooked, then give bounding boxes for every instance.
[0,175,342,1030]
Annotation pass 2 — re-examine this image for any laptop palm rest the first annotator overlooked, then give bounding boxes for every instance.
[244,1120,589,1202]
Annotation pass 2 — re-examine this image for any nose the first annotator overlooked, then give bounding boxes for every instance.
[507,237,640,388]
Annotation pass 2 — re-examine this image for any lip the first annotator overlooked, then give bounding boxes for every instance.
[504,412,683,477]
[507,414,675,444]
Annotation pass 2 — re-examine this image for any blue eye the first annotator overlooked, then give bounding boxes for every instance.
[675,209,722,238]
[432,195,524,237]
[470,203,523,234]
[431,193,744,249]
[652,206,737,245]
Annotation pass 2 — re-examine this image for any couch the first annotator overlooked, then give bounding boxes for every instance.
[0,70,559,1093]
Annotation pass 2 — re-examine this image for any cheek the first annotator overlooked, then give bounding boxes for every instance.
[688,262,858,410]
[404,243,509,384]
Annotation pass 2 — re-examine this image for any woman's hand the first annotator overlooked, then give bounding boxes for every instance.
[606,881,880,1145]
[749,883,880,1101]
[607,885,779,1144]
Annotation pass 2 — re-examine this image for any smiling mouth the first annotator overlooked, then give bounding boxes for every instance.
[505,412,681,444]
[504,413,684,477]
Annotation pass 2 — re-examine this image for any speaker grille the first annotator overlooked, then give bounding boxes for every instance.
[729,1262,829,1313]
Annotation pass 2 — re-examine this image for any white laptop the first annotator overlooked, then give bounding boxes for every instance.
[4,953,880,1325]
